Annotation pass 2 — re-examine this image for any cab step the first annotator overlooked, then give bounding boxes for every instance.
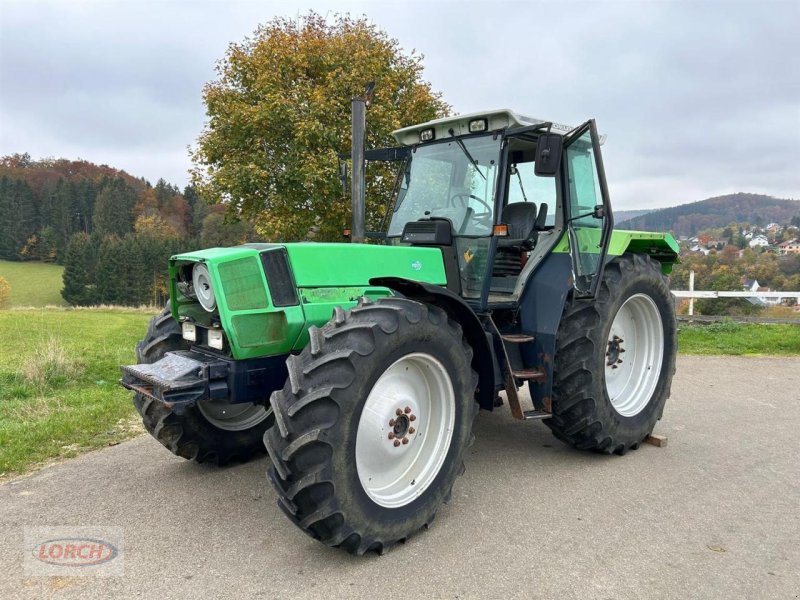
[501,334,535,343]
[512,368,546,383]
[522,410,551,420]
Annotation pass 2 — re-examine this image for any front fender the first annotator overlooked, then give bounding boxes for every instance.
[370,277,500,411]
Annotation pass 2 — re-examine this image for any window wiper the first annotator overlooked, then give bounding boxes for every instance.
[448,128,486,180]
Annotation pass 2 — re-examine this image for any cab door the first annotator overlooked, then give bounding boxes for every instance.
[562,119,614,298]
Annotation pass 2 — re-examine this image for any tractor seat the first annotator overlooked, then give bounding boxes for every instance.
[493,202,538,277]
[500,202,538,243]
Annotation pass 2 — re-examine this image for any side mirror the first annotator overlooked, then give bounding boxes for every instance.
[534,133,563,177]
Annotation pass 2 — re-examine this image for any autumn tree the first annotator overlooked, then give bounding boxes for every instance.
[199,212,256,248]
[134,214,180,238]
[0,276,10,309]
[191,12,449,241]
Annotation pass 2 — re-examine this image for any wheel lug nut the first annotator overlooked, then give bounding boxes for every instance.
[409,427,415,434]
[393,440,401,447]
[396,408,403,416]
[617,359,623,364]
[402,438,409,445]
[404,406,411,414]
[620,348,626,352]
[389,419,395,426]
[409,415,416,421]
[388,432,395,440]
[612,365,618,369]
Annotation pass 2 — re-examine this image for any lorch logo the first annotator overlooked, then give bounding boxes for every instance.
[411,260,422,271]
[33,538,118,567]
[24,527,124,576]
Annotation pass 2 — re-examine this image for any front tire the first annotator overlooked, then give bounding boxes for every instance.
[264,297,479,555]
[133,306,272,465]
[547,253,677,454]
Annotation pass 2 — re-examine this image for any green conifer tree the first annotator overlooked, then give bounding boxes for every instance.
[93,178,137,237]
[61,233,95,305]
[95,236,126,304]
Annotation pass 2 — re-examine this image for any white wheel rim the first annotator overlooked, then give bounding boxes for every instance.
[197,401,270,432]
[355,353,456,509]
[604,293,664,417]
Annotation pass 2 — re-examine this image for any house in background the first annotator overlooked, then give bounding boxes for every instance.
[749,235,770,248]
[706,240,727,251]
[778,239,800,255]
[689,244,711,255]
[741,278,780,306]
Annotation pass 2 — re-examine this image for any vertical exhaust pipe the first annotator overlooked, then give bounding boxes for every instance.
[350,82,374,244]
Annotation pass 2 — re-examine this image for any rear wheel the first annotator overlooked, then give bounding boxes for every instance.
[132,307,272,464]
[547,253,677,454]
[264,297,479,554]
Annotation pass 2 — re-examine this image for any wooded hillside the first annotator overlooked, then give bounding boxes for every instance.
[0,153,257,306]
[621,193,800,236]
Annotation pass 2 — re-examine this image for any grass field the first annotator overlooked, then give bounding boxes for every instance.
[0,308,797,478]
[0,260,65,307]
[677,321,800,355]
[0,308,155,477]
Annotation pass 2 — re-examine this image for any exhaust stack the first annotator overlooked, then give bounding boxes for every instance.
[350,82,374,244]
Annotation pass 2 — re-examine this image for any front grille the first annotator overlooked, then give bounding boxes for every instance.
[218,257,269,311]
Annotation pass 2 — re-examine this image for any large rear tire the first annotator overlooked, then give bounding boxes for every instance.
[547,253,677,454]
[264,297,479,555]
[132,307,272,465]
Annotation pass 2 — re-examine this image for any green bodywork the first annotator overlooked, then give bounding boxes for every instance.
[170,243,446,360]
[552,229,680,274]
[170,229,677,361]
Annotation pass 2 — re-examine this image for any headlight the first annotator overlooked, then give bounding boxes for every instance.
[207,328,224,350]
[181,322,197,342]
[192,263,216,312]
[419,128,435,142]
[468,118,488,132]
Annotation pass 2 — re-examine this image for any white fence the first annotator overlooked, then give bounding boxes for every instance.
[671,291,800,299]
[671,271,800,315]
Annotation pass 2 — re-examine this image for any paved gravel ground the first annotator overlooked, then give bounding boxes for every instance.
[1,356,799,600]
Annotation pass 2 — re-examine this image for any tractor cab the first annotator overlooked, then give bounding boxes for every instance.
[382,110,612,310]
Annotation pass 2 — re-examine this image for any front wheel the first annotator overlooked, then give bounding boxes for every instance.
[547,253,677,454]
[133,307,272,464]
[264,297,479,555]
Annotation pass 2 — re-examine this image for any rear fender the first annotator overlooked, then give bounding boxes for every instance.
[610,230,680,274]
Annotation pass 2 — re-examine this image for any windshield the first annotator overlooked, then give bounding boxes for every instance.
[387,135,501,237]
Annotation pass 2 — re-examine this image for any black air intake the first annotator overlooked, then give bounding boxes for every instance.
[260,249,300,307]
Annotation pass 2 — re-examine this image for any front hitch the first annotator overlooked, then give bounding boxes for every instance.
[120,350,290,415]
[120,351,229,414]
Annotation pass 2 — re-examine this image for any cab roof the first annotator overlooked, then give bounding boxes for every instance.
[392,109,577,146]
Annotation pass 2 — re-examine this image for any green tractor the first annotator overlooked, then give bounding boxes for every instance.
[121,106,678,555]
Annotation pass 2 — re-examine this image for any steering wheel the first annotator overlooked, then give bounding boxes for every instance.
[449,193,494,233]
[449,192,492,217]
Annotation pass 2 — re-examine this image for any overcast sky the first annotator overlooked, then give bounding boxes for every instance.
[1,0,798,210]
